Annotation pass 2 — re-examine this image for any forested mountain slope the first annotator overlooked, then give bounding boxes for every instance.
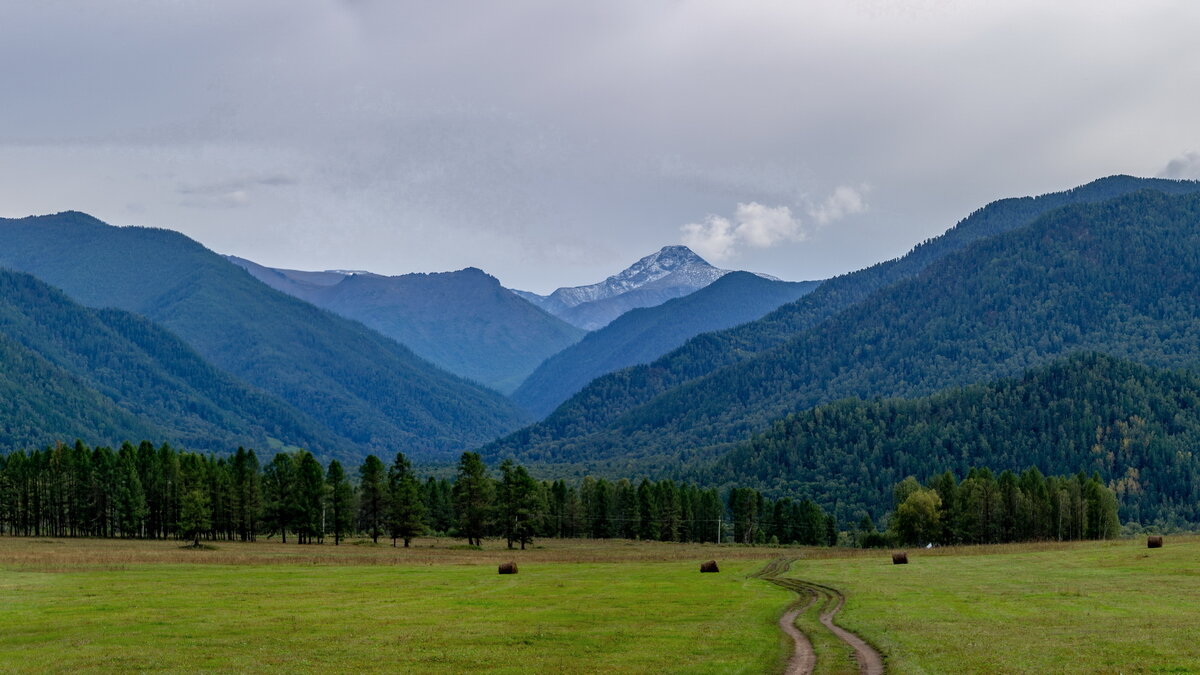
[696,354,1200,528]
[0,268,340,453]
[483,176,1200,463]
[0,212,529,461]
[512,272,820,417]
[228,258,583,394]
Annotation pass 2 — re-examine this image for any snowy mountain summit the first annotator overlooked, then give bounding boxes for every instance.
[514,245,773,330]
[548,245,728,308]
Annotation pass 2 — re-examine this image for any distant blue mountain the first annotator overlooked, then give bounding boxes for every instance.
[0,268,340,454]
[513,271,819,417]
[0,212,529,461]
[227,257,584,394]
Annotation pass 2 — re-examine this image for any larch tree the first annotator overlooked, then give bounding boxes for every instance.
[452,452,492,547]
[179,488,211,547]
[498,459,541,550]
[295,451,326,544]
[263,453,297,543]
[325,460,354,545]
[387,452,426,548]
[358,455,386,544]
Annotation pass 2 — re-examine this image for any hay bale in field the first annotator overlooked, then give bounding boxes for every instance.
[700,560,719,573]
[892,552,908,565]
[1147,535,1164,549]
[498,562,518,574]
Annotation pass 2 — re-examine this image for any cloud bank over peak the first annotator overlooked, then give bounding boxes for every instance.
[1158,152,1200,180]
[680,185,869,262]
[2,2,1198,290]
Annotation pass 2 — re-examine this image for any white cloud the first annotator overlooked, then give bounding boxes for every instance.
[809,184,870,225]
[1158,152,1200,180]
[680,186,868,262]
[681,203,802,262]
[681,214,739,261]
[733,202,805,247]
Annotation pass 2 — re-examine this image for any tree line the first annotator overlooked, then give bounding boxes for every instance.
[871,467,1120,547]
[0,441,836,548]
[705,353,1200,530]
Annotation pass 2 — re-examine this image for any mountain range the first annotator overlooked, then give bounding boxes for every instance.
[226,257,583,394]
[0,268,339,454]
[512,271,820,417]
[0,212,529,461]
[5,173,1200,531]
[483,176,1200,471]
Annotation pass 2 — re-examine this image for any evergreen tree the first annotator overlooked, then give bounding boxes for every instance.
[387,452,425,547]
[263,453,298,543]
[728,487,759,544]
[422,477,455,534]
[179,488,211,547]
[452,452,492,547]
[326,460,354,545]
[231,448,262,542]
[657,480,681,542]
[498,460,541,550]
[115,454,147,538]
[637,479,659,541]
[357,455,386,543]
[615,479,640,539]
[295,451,325,544]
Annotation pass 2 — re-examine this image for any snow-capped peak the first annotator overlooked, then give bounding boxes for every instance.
[534,245,729,310]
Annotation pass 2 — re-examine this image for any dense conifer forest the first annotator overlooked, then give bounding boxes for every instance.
[0,442,1119,548]
[0,268,340,453]
[0,443,815,547]
[696,354,1200,528]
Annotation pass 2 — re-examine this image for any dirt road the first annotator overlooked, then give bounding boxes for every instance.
[754,558,885,675]
[777,592,817,674]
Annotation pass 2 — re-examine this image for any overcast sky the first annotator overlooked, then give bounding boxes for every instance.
[2,1,1199,293]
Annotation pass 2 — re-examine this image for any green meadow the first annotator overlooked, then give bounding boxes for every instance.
[2,537,1200,673]
[0,538,790,674]
[788,537,1200,674]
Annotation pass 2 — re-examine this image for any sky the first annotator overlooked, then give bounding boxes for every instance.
[2,1,1199,293]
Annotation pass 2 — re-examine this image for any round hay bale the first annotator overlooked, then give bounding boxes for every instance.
[498,562,518,574]
[892,552,908,565]
[700,560,719,573]
[1147,535,1164,549]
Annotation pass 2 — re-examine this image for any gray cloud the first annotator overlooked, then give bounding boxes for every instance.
[1159,152,1200,180]
[177,174,298,209]
[1,1,1198,291]
[681,186,870,262]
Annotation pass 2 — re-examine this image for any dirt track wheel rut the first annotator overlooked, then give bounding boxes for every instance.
[755,558,885,675]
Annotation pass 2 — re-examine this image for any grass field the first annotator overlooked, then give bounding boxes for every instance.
[0,537,790,673]
[784,537,1200,674]
[2,536,1199,673]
